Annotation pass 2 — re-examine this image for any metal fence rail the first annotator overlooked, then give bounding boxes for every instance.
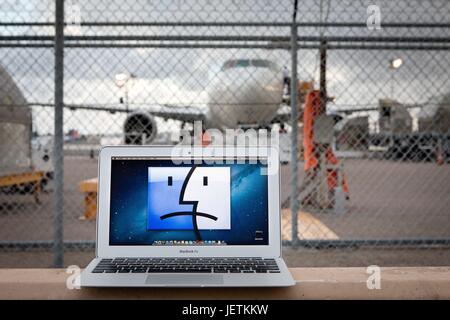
[0,0,449,267]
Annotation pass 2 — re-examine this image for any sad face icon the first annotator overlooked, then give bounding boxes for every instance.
[147,166,231,237]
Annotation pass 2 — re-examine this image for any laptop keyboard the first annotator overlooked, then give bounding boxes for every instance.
[92,257,280,274]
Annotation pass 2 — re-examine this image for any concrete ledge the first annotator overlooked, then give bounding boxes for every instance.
[0,267,449,299]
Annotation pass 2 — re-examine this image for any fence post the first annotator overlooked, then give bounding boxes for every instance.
[319,40,327,113]
[53,0,64,268]
[290,2,299,247]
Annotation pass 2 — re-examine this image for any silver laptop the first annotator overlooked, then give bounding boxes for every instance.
[81,145,294,287]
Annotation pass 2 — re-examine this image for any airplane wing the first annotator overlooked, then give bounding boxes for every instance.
[26,102,206,123]
[328,103,426,115]
[151,104,206,123]
[270,104,378,124]
[328,106,379,114]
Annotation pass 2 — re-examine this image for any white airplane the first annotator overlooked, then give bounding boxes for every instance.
[122,58,289,144]
[7,58,289,145]
[206,59,284,128]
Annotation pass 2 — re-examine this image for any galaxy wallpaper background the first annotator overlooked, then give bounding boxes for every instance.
[109,159,269,245]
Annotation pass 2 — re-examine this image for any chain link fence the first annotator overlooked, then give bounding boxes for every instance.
[0,0,449,267]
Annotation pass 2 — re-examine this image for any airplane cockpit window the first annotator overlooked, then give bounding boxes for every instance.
[235,59,250,67]
[221,59,277,71]
[252,59,269,67]
[221,60,237,70]
[221,59,250,70]
[251,59,277,70]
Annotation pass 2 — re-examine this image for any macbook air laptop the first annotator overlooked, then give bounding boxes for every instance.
[81,145,294,287]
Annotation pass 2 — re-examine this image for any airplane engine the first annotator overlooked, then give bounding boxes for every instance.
[123,111,157,145]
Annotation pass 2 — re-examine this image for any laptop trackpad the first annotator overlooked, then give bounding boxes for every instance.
[146,274,224,285]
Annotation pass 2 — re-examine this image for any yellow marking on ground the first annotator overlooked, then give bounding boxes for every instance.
[281,209,339,240]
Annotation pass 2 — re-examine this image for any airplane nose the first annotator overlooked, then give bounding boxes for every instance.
[208,68,283,127]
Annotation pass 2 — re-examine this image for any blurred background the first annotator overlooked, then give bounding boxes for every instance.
[0,0,449,268]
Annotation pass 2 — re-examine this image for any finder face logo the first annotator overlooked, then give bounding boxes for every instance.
[147,166,231,239]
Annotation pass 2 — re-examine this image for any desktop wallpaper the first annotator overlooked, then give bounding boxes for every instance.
[109,159,269,245]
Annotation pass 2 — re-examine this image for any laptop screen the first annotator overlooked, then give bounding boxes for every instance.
[109,157,269,246]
